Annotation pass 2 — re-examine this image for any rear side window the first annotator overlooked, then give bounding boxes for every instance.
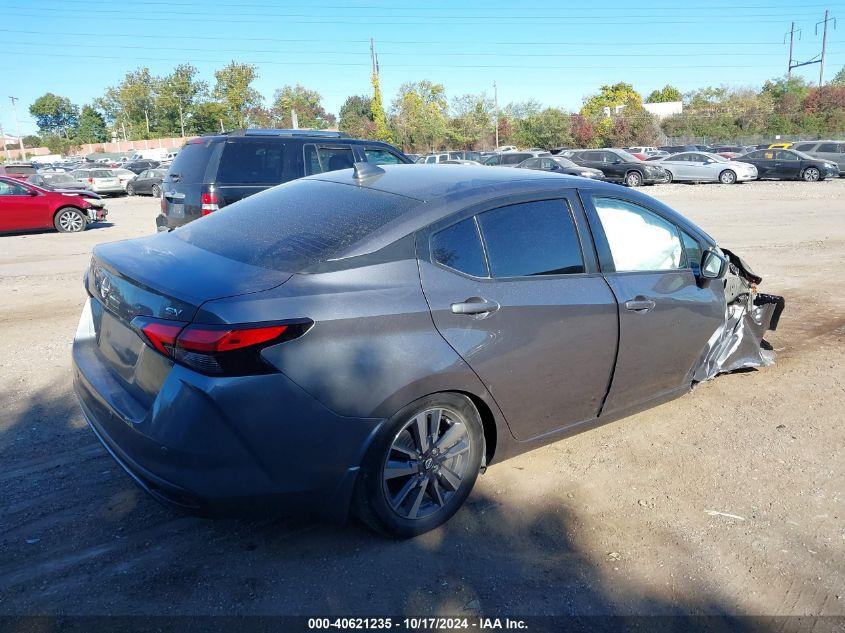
[500,153,529,165]
[593,197,683,272]
[476,199,584,277]
[430,218,488,277]
[818,143,840,153]
[168,140,215,183]
[176,179,413,272]
[217,140,285,184]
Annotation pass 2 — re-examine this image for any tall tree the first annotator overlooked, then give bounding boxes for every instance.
[447,93,494,149]
[157,64,208,137]
[75,106,109,143]
[370,70,392,143]
[272,84,335,129]
[580,82,644,141]
[29,93,79,139]
[338,95,375,139]
[511,107,574,149]
[95,68,158,139]
[645,85,682,103]
[831,66,845,86]
[390,80,448,152]
[213,62,262,129]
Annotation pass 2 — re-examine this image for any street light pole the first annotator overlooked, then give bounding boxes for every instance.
[493,80,499,150]
[8,96,26,161]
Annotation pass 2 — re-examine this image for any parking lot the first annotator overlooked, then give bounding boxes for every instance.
[1,180,843,616]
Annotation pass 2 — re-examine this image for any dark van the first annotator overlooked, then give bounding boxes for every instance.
[157,129,411,230]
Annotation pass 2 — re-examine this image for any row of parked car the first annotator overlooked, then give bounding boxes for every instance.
[413,141,843,186]
[3,129,843,237]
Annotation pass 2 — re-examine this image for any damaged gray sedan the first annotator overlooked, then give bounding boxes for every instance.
[73,165,783,537]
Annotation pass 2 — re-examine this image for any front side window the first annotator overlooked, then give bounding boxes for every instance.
[777,150,799,161]
[476,199,584,277]
[795,143,817,152]
[681,231,703,274]
[304,145,354,175]
[0,180,28,195]
[430,217,488,277]
[364,148,402,165]
[593,197,683,272]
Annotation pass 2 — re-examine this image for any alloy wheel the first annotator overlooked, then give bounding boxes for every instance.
[382,407,471,520]
[803,167,820,182]
[152,185,161,198]
[625,171,642,187]
[720,170,737,184]
[58,210,84,232]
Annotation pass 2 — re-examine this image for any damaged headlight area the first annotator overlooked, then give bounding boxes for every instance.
[692,248,785,383]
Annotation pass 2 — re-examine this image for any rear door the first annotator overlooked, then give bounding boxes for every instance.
[418,192,618,440]
[816,142,845,169]
[582,194,724,413]
[774,150,802,179]
[161,138,219,225]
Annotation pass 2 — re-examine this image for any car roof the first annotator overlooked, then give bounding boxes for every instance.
[301,164,714,256]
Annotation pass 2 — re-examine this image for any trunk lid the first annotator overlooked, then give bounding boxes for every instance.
[89,231,292,326]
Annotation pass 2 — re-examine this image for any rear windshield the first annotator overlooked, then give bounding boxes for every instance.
[5,165,36,175]
[90,170,114,178]
[167,140,215,183]
[176,179,414,271]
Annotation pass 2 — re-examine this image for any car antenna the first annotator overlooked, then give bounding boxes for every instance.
[352,161,386,182]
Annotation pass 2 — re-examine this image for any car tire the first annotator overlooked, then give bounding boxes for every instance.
[354,392,485,538]
[664,170,673,183]
[54,207,87,233]
[624,171,643,187]
[719,170,737,184]
[802,167,821,182]
[151,184,161,198]
[126,184,135,196]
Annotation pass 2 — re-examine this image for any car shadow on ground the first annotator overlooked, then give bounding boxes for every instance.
[1,384,839,624]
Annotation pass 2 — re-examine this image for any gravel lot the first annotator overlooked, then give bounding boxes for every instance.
[1,180,843,617]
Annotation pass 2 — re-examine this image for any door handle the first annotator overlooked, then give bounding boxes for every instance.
[451,297,500,315]
[624,297,656,312]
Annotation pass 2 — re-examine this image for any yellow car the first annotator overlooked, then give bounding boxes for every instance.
[768,142,793,149]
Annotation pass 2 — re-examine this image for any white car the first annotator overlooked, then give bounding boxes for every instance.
[654,152,758,184]
[111,168,138,190]
[69,168,125,194]
[627,146,660,156]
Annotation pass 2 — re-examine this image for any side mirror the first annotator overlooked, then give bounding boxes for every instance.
[29,190,39,197]
[700,250,728,279]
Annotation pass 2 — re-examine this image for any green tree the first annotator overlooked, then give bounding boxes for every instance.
[95,68,158,139]
[22,135,43,148]
[645,85,682,103]
[390,81,448,152]
[213,62,262,129]
[831,66,845,86]
[75,106,109,143]
[272,84,335,129]
[511,107,573,149]
[43,134,79,155]
[447,93,494,149]
[370,70,392,143]
[189,101,229,134]
[157,64,208,137]
[338,95,375,139]
[580,82,643,141]
[29,93,79,139]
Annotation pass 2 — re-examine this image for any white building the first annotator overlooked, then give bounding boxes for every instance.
[643,101,683,119]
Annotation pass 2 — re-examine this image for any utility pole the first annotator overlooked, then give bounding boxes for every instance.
[8,97,26,161]
[493,80,499,150]
[0,117,11,161]
[785,22,798,76]
[817,10,836,85]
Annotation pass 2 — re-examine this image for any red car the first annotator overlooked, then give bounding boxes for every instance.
[0,163,38,181]
[0,176,108,234]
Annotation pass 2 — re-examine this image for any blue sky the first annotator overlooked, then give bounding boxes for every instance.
[1,0,844,136]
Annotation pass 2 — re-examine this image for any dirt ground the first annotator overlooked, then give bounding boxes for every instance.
[0,180,843,617]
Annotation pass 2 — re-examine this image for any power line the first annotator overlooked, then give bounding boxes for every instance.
[2,7,826,25]
[1,28,838,47]
[4,37,838,59]
[0,50,795,70]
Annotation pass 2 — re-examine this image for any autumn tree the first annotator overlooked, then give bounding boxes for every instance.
[390,81,448,152]
[272,84,335,129]
[447,93,494,149]
[213,62,262,129]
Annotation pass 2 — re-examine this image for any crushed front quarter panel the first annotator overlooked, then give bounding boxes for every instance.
[691,248,785,383]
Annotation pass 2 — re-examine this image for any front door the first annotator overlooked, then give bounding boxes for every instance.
[0,180,48,231]
[582,194,725,413]
[418,194,618,440]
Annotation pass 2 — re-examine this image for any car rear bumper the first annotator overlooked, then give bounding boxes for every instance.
[72,301,385,520]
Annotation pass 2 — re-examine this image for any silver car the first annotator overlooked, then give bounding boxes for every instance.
[69,169,125,194]
[655,152,758,184]
[791,140,845,173]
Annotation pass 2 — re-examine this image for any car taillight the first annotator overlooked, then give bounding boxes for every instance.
[130,317,311,376]
[201,192,218,215]
[88,178,94,184]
